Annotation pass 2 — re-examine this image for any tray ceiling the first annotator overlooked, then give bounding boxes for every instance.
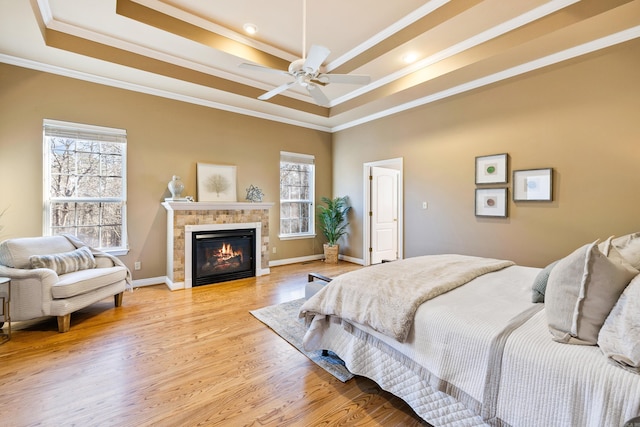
[1,0,639,131]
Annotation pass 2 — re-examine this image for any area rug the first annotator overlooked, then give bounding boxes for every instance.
[250,298,354,382]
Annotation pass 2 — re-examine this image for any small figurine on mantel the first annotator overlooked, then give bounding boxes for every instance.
[246,185,264,202]
[166,175,192,202]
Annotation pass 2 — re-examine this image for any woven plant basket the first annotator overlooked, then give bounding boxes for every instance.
[323,244,339,264]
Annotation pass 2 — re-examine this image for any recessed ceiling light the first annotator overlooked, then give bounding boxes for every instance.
[402,52,418,64]
[243,23,258,35]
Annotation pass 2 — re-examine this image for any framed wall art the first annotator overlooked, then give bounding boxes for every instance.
[513,168,553,201]
[197,163,237,202]
[475,188,508,217]
[475,153,508,184]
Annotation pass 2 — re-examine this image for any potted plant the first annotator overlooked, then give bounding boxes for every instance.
[317,196,351,263]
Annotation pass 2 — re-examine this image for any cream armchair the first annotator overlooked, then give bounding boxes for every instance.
[0,235,129,332]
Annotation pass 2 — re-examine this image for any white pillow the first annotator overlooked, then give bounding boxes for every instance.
[598,274,640,373]
[597,235,615,256]
[545,240,638,345]
[611,232,640,270]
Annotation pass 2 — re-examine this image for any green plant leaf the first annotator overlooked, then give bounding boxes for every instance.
[317,196,351,246]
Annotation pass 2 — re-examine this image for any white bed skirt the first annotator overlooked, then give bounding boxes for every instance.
[315,315,489,426]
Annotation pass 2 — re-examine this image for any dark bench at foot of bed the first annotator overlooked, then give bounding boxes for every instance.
[307,272,333,283]
[305,272,332,299]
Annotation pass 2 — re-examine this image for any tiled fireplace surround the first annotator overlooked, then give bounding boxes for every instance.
[162,201,273,290]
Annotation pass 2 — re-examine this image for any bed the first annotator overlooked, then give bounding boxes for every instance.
[299,234,640,427]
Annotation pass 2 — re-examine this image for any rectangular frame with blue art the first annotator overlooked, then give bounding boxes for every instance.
[513,168,553,201]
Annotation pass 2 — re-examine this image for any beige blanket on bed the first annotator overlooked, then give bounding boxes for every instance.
[299,254,514,342]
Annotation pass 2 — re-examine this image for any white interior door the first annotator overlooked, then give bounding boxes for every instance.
[371,166,399,264]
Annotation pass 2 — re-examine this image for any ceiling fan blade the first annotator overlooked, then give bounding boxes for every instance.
[239,62,290,77]
[258,81,296,100]
[307,83,330,107]
[303,45,330,74]
[314,73,371,85]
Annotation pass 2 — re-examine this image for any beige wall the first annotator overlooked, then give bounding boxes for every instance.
[0,63,332,279]
[333,39,640,267]
[1,38,639,276]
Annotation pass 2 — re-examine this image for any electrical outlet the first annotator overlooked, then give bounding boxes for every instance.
[134,261,141,270]
[422,201,428,210]
[272,247,277,254]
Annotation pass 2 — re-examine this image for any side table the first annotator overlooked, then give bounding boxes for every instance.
[0,277,10,343]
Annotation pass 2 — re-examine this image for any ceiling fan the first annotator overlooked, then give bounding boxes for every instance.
[239,1,370,106]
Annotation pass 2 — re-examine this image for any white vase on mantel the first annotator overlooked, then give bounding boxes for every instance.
[168,175,185,199]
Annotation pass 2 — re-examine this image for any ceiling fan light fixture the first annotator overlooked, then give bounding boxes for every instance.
[296,75,308,87]
[243,23,258,35]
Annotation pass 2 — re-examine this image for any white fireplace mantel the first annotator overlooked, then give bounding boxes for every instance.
[162,201,274,211]
[162,201,273,290]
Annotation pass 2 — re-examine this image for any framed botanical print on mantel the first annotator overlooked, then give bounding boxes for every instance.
[196,163,237,202]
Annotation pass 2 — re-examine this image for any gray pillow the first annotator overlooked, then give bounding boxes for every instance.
[30,246,96,275]
[598,274,640,373]
[531,260,559,303]
[545,240,638,345]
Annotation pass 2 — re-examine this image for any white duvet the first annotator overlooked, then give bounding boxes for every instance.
[494,310,640,426]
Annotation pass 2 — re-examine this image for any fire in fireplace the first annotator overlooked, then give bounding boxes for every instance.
[192,229,256,286]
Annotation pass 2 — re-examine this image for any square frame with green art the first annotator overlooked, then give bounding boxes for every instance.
[475,153,508,184]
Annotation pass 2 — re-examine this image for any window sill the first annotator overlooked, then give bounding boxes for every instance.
[278,233,316,241]
[103,248,129,256]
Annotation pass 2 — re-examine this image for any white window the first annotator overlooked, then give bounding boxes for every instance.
[43,119,128,254]
[279,151,315,239]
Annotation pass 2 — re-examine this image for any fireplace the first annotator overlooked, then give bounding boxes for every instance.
[191,229,256,286]
[163,202,272,290]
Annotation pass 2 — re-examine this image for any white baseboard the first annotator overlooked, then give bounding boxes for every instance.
[339,254,364,265]
[269,254,364,267]
[269,254,324,267]
[137,256,363,291]
[139,269,272,291]
[162,277,184,291]
[131,276,169,288]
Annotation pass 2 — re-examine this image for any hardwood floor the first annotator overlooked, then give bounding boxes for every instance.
[0,260,430,426]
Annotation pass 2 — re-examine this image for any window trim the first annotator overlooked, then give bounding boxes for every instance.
[279,151,316,240]
[43,119,129,255]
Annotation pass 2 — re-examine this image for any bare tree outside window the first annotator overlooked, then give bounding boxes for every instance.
[44,120,127,253]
